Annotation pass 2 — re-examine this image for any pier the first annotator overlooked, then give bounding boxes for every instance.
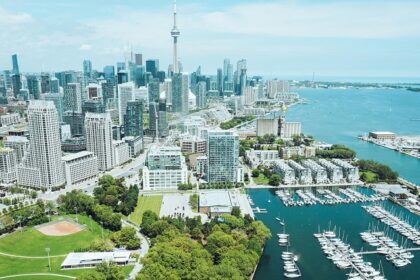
[356,247,420,255]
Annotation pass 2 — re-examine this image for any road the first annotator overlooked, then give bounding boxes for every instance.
[39,146,149,201]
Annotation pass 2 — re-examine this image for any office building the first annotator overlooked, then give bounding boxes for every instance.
[11,74,21,97]
[134,53,143,66]
[64,83,82,113]
[123,136,143,157]
[86,83,102,100]
[11,54,20,75]
[117,82,134,125]
[145,59,159,78]
[26,75,41,99]
[17,101,65,189]
[62,151,98,186]
[143,146,188,190]
[0,147,18,183]
[50,77,60,93]
[85,113,115,171]
[148,78,160,103]
[206,131,239,183]
[124,100,143,137]
[180,135,206,154]
[44,92,64,123]
[158,99,168,137]
[40,73,50,93]
[63,111,84,136]
[83,59,92,79]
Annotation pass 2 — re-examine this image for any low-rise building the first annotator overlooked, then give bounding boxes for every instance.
[368,131,396,141]
[61,251,132,269]
[198,190,240,217]
[123,136,143,157]
[62,151,98,186]
[180,135,206,154]
[301,159,328,184]
[331,159,359,182]
[0,113,20,127]
[245,149,279,167]
[280,146,315,159]
[271,159,296,184]
[317,159,344,183]
[288,160,312,184]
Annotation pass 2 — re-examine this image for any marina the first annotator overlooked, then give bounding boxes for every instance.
[250,188,420,280]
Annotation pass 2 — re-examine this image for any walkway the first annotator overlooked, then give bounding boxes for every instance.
[0,273,75,279]
[121,220,150,280]
[0,251,66,259]
[356,247,420,255]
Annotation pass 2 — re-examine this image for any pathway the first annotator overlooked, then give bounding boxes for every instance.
[0,251,66,259]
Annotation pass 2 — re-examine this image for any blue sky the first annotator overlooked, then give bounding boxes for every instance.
[1,0,420,79]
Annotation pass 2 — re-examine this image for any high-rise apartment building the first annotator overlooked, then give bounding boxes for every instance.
[195,81,207,109]
[171,72,188,114]
[0,147,18,183]
[207,131,239,183]
[64,83,82,113]
[85,112,115,171]
[17,101,65,189]
[44,92,64,123]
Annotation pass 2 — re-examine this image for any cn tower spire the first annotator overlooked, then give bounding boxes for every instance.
[171,0,180,74]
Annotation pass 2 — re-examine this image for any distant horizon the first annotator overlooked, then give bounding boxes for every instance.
[1,0,420,77]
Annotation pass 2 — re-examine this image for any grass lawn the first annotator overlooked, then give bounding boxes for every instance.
[0,254,133,278]
[253,174,270,185]
[129,195,163,225]
[360,171,378,183]
[0,215,110,257]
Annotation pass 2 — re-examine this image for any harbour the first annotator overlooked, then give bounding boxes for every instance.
[249,188,420,280]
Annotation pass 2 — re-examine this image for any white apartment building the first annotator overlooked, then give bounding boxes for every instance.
[245,149,279,168]
[62,151,98,185]
[85,112,115,171]
[142,146,188,190]
[117,82,134,125]
[243,86,257,106]
[0,113,20,127]
[318,159,344,184]
[17,100,65,189]
[4,136,28,163]
[0,147,17,183]
[113,140,130,166]
[288,160,312,184]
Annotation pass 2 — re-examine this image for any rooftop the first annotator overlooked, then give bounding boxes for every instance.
[62,151,94,162]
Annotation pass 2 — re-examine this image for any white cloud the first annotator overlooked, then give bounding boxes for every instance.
[0,6,32,24]
[79,44,92,51]
[196,2,420,39]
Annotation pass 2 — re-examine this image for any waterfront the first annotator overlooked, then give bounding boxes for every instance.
[250,188,420,280]
[287,88,420,185]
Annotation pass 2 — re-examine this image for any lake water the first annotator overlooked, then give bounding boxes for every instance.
[250,188,420,280]
[252,88,420,279]
[287,88,420,184]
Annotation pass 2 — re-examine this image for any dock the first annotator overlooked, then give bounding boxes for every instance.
[356,247,420,255]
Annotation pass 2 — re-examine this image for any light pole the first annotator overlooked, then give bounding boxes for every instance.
[74,207,78,223]
[100,221,104,240]
[45,248,51,271]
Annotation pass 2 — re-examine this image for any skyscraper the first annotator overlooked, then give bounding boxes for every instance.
[217,68,223,93]
[148,78,160,103]
[45,92,64,123]
[171,0,180,74]
[124,100,143,137]
[158,99,168,137]
[117,82,134,125]
[171,72,188,114]
[145,60,159,78]
[195,81,207,109]
[64,83,82,113]
[85,112,115,171]
[134,53,143,66]
[148,101,158,137]
[11,54,19,75]
[207,131,239,183]
[26,75,40,100]
[11,74,21,97]
[17,101,65,189]
[40,73,50,94]
[83,60,92,79]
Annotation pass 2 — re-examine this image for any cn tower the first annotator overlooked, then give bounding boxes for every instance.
[171,0,180,74]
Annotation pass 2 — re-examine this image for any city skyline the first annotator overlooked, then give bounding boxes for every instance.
[1,0,420,79]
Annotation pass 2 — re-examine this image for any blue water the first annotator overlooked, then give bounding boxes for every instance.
[251,188,420,280]
[252,88,420,279]
[287,88,420,184]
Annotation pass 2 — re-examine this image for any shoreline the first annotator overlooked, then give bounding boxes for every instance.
[359,136,420,160]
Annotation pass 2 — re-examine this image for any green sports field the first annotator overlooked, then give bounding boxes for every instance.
[0,215,132,279]
[129,195,163,225]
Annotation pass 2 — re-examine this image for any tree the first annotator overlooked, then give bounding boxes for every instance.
[89,239,113,252]
[269,174,281,186]
[251,169,260,178]
[96,262,125,280]
[111,227,141,250]
[141,210,159,235]
[231,206,241,218]
[76,271,106,280]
